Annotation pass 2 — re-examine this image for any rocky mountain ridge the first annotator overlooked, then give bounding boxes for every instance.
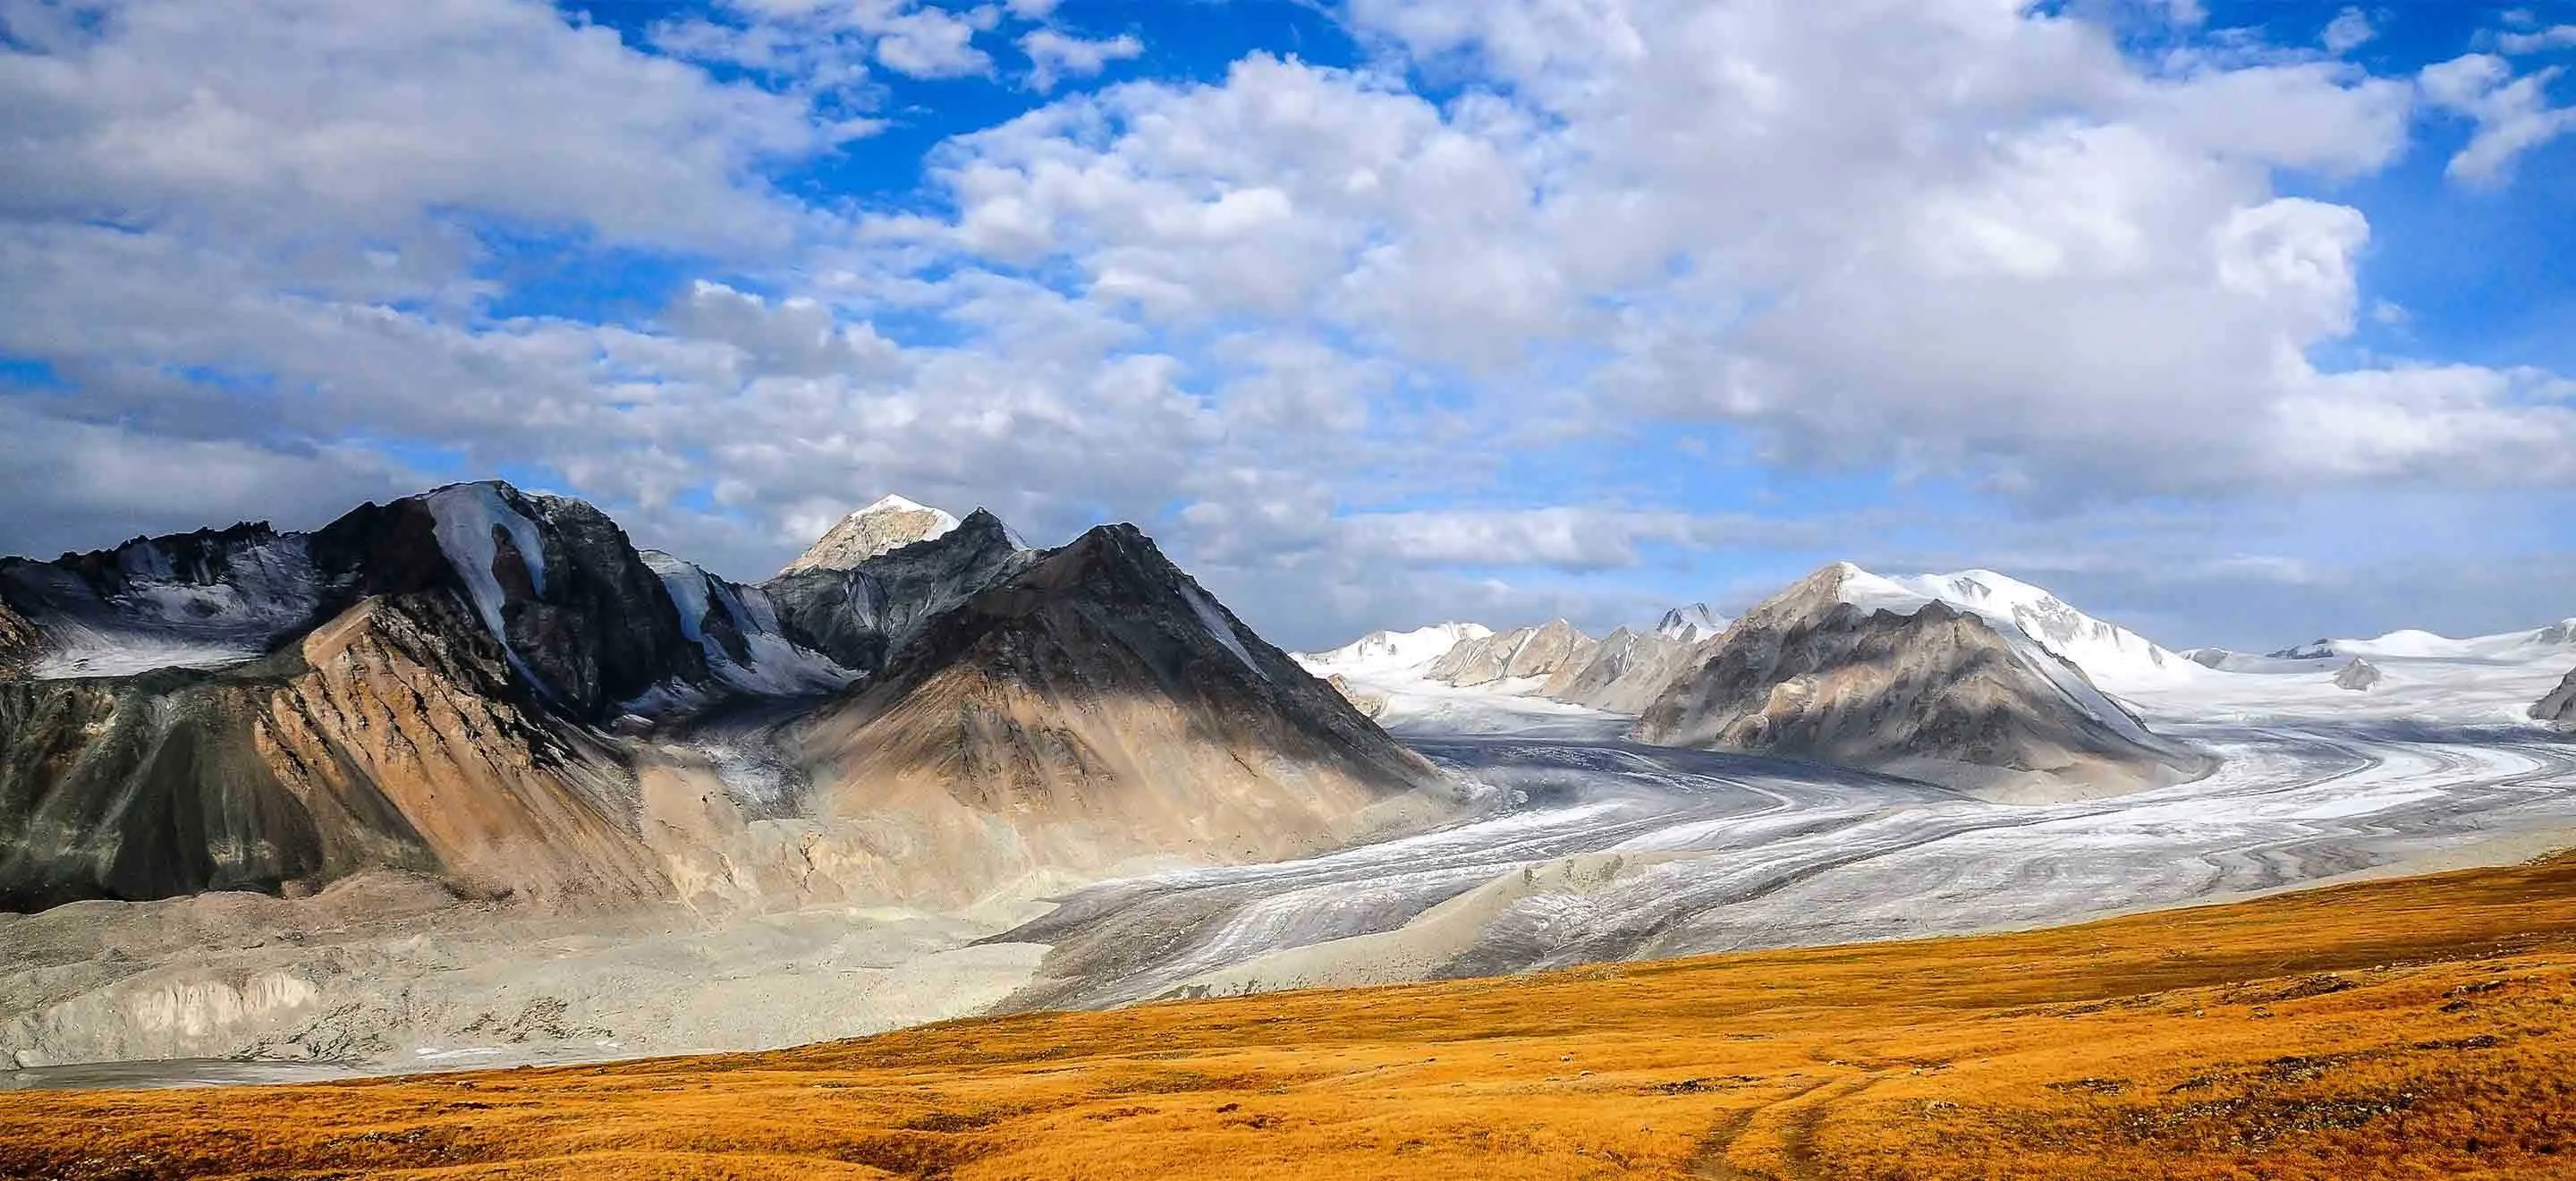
[0,484,1437,914]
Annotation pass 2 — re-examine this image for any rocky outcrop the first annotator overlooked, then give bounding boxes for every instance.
[789,524,1450,906]
[1427,619,1596,688]
[0,601,37,676]
[761,509,1030,675]
[1633,565,2210,802]
[2334,658,2381,692]
[775,495,961,578]
[1326,673,1388,718]
[2537,667,2576,725]
[1538,627,1709,714]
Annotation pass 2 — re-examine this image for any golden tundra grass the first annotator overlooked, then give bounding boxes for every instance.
[5,854,2574,1179]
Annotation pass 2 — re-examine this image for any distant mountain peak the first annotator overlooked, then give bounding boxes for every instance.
[1655,603,1728,642]
[777,494,962,577]
[1829,563,2190,690]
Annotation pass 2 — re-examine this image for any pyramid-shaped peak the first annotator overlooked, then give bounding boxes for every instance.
[778,494,963,577]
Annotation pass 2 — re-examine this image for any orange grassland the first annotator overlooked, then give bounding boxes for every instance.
[5,855,2576,1181]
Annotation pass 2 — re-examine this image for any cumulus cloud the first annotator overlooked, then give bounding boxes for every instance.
[1021,29,1143,91]
[1,0,2569,650]
[2419,53,2576,184]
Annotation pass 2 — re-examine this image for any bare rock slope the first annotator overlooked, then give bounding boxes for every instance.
[1634,564,2211,802]
[1539,626,1711,714]
[789,524,1452,906]
[1427,619,1597,688]
[2538,667,2576,725]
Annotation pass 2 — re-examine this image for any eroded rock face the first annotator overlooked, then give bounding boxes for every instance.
[1633,565,2210,802]
[1326,673,1389,718]
[1428,619,1597,687]
[2537,667,2576,725]
[0,602,37,676]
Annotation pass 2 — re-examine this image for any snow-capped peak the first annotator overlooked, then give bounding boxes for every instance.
[776,494,962,577]
[1655,603,1728,642]
[1832,564,2192,691]
[1295,622,1492,678]
[857,493,936,516]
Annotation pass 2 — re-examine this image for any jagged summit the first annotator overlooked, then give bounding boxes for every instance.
[776,494,962,577]
[1655,604,1729,643]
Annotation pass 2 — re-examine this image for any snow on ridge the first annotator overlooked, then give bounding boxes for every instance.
[426,483,548,648]
[778,495,962,577]
[1833,563,2193,691]
[1297,622,1493,678]
[18,532,326,680]
[640,550,857,701]
[1655,604,1728,642]
[2282,619,2576,662]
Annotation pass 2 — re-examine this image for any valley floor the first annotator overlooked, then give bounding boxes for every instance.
[8,694,2576,1078]
[4,847,2572,1178]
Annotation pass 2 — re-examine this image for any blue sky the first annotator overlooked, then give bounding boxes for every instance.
[1,0,2571,651]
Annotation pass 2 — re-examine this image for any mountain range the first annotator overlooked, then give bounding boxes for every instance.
[8,483,2572,918]
[0,484,1438,914]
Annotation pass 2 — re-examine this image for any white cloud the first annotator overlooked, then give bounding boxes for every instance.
[2419,53,2576,185]
[2497,25,2576,55]
[1021,29,1143,92]
[2322,8,2375,55]
[2,0,2570,652]
[872,5,993,79]
[0,0,834,257]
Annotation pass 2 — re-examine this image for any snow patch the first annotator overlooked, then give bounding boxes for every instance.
[1177,579,1268,681]
[640,551,858,702]
[425,483,548,646]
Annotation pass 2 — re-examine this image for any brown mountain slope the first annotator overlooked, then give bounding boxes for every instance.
[7,850,2571,1179]
[0,591,665,913]
[785,524,1453,908]
[1635,564,2209,801]
[1539,625,1709,713]
[1427,618,1596,687]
